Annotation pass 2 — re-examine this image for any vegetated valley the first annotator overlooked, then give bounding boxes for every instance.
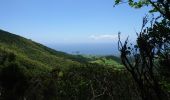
[0,29,170,100]
[0,29,141,100]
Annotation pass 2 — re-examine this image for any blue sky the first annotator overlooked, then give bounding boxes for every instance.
[0,0,150,44]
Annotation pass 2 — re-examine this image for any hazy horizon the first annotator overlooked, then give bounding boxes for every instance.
[0,0,150,55]
[0,0,149,45]
[45,42,119,56]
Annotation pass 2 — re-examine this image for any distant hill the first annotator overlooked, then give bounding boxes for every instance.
[0,29,122,73]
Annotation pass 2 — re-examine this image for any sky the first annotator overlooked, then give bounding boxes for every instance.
[0,0,150,44]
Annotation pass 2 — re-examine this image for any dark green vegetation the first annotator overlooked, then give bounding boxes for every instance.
[115,0,170,100]
[0,30,141,100]
[0,0,169,99]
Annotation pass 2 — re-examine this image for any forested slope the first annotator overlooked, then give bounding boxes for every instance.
[0,29,140,100]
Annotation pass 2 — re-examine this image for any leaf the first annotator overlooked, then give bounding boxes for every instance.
[149,8,158,13]
[115,0,121,5]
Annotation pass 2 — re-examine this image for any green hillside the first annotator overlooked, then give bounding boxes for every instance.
[0,29,123,70]
[0,29,88,69]
[0,29,141,100]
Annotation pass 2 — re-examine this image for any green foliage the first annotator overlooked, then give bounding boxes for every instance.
[114,0,150,8]
[0,52,29,100]
[0,29,142,100]
[114,0,170,21]
[90,57,124,70]
[53,64,139,100]
[0,29,82,69]
[115,0,170,99]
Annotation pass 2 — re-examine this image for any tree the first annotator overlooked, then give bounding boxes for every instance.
[115,0,170,100]
[118,16,170,100]
[0,53,29,100]
[114,0,170,20]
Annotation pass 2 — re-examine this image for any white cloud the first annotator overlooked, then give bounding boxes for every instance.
[89,34,118,40]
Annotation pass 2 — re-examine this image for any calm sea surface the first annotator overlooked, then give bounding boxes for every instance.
[46,43,119,56]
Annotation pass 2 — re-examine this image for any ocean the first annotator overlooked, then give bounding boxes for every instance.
[46,43,120,56]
